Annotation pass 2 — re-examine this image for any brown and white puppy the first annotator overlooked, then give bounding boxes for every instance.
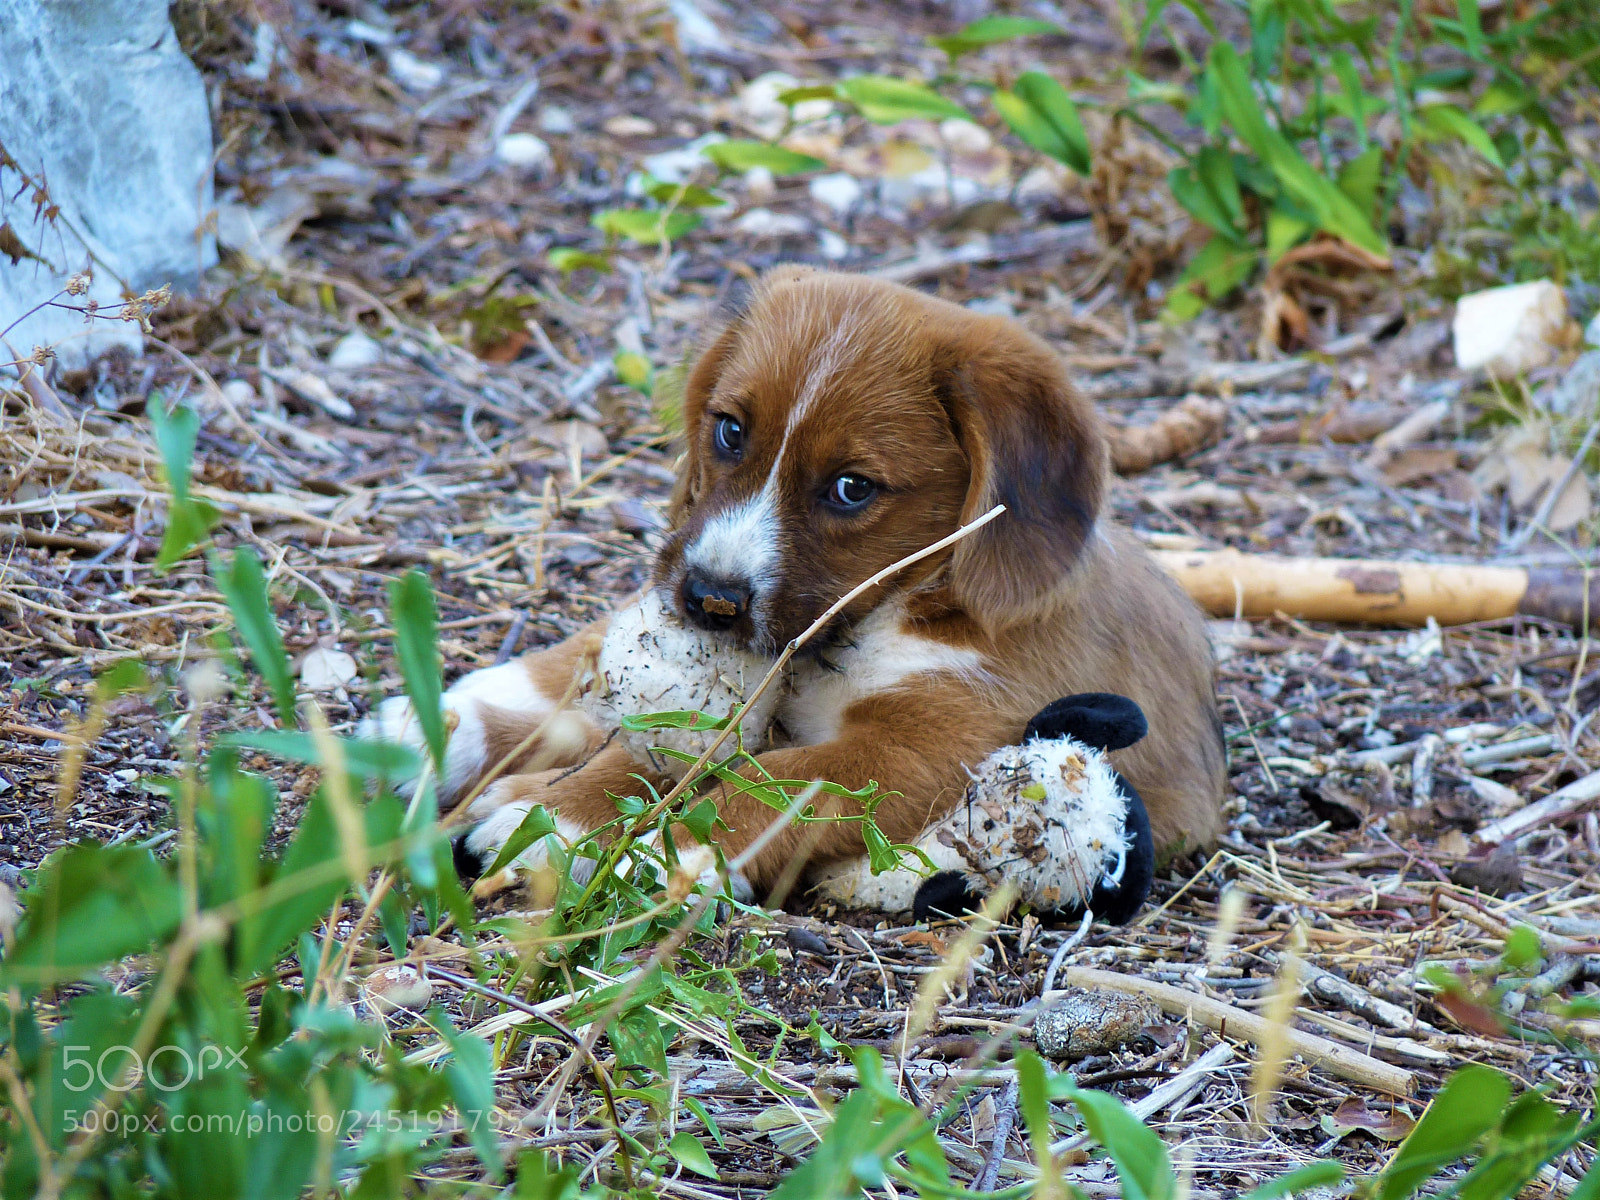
[365,268,1225,896]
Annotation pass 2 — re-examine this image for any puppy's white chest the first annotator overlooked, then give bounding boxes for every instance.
[775,604,984,746]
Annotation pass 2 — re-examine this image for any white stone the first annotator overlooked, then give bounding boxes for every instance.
[0,0,216,370]
[538,106,576,135]
[363,965,433,1016]
[742,165,776,202]
[809,173,862,217]
[817,229,850,261]
[732,209,812,239]
[495,133,552,171]
[1453,280,1571,374]
[670,0,729,54]
[385,48,445,92]
[300,647,359,691]
[328,330,382,369]
[641,134,725,185]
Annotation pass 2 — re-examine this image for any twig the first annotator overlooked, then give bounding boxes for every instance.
[1473,769,1600,847]
[1053,967,1415,1095]
[974,1077,1019,1192]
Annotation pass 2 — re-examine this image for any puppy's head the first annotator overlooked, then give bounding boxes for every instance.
[654,268,1107,650]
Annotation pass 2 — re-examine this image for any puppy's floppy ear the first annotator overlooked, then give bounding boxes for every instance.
[667,316,745,526]
[936,318,1108,631]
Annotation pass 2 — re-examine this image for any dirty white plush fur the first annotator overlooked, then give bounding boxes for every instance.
[578,588,779,776]
[811,735,1132,913]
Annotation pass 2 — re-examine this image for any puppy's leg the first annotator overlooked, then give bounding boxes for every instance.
[361,620,607,806]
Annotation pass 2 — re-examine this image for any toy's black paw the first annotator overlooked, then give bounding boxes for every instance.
[452,834,491,883]
[912,870,981,922]
[1075,773,1155,925]
[1025,693,1147,752]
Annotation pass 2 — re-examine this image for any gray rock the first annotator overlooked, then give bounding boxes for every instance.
[1033,988,1158,1060]
[1542,349,1600,418]
[0,0,215,370]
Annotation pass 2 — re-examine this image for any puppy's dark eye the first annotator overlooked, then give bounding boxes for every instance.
[712,414,744,460]
[826,474,877,510]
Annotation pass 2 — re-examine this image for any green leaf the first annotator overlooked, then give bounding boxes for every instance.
[992,71,1090,174]
[703,140,825,175]
[220,730,421,779]
[931,15,1061,59]
[1266,205,1315,261]
[1163,236,1258,321]
[156,497,221,571]
[621,709,731,732]
[1375,1065,1511,1200]
[1067,1082,1176,1200]
[641,178,729,209]
[1,843,183,988]
[147,391,199,503]
[1208,42,1388,257]
[1457,0,1484,57]
[1419,103,1505,168]
[1240,1161,1347,1200]
[591,208,702,245]
[608,1008,668,1078]
[1337,146,1384,220]
[148,394,222,569]
[440,1025,503,1180]
[547,247,611,273]
[680,799,720,844]
[777,85,840,107]
[837,75,967,124]
[683,1097,727,1148]
[514,1149,586,1200]
[388,570,444,776]
[668,1131,720,1180]
[1016,1051,1061,1195]
[613,349,654,395]
[484,804,559,877]
[213,548,298,727]
[1502,924,1543,969]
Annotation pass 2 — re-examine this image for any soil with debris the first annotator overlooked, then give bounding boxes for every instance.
[4,1,1599,1194]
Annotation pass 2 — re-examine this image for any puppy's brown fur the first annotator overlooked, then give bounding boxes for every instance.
[429,268,1225,892]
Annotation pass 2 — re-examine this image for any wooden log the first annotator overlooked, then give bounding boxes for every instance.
[1152,548,1600,629]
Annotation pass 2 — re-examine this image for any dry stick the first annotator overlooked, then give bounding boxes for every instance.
[1054,967,1414,1095]
[1473,768,1600,847]
[1049,1042,1237,1156]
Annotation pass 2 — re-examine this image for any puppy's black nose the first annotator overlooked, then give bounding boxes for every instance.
[681,572,751,631]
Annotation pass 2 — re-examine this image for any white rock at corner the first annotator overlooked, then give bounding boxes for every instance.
[809,173,863,217]
[495,133,552,171]
[1453,280,1571,375]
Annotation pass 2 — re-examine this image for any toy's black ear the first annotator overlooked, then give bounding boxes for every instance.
[1078,774,1155,925]
[912,871,981,923]
[452,834,490,883]
[1026,693,1147,752]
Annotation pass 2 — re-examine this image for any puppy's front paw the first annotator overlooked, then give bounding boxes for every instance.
[357,692,488,806]
[458,787,595,887]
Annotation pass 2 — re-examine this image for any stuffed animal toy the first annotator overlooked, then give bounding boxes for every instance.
[449,589,1155,925]
[577,588,778,776]
[810,694,1156,924]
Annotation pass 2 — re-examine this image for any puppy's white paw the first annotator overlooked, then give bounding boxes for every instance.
[360,661,563,806]
[462,789,594,881]
[357,692,487,805]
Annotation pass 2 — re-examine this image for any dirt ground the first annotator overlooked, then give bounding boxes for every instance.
[4,1,1600,1192]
